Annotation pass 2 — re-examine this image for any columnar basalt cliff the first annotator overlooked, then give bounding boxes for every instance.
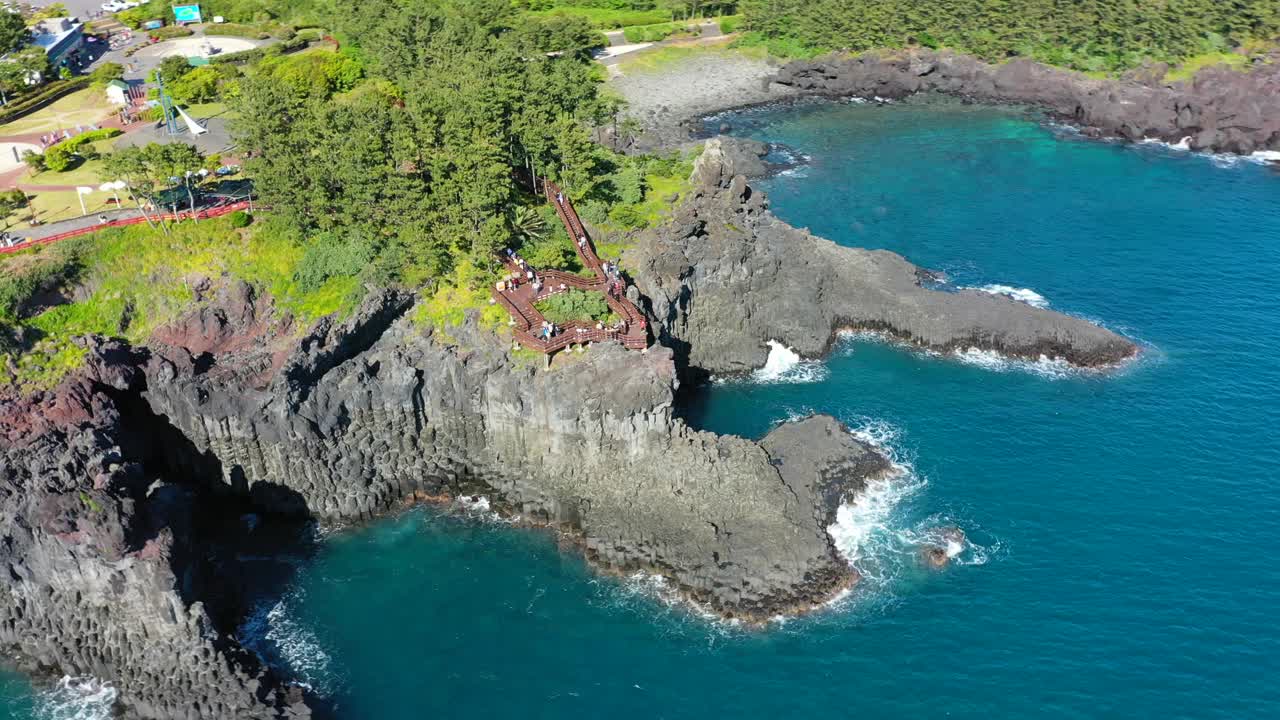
[0,342,310,719]
[0,275,893,715]
[626,138,1138,375]
[141,287,886,616]
[773,49,1280,155]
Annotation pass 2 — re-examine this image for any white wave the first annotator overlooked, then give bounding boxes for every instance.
[827,420,926,587]
[1250,150,1280,164]
[33,676,117,720]
[1140,136,1192,151]
[826,419,999,594]
[774,165,809,179]
[241,596,335,696]
[966,283,1050,309]
[952,347,1080,379]
[750,340,828,384]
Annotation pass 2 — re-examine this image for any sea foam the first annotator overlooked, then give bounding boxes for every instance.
[748,340,828,384]
[827,419,995,597]
[241,595,335,697]
[966,283,1050,309]
[33,676,117,720]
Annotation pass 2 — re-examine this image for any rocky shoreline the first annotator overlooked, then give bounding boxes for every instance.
[614,47,1280,157]
[0,139,1136,716]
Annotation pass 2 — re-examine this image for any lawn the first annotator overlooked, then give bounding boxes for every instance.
[23,154,111,188]
[0,88,117,137]
[182,101,235,120]
[2,188,131,229]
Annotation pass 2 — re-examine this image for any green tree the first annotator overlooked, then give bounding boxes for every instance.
[89,62,126,87]
[0,190,28,229]
[0,8,27,55]
[167,66,221,104]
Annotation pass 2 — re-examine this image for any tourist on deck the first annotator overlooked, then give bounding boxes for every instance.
[556,192,564,205]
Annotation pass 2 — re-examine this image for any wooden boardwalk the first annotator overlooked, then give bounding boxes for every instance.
[491,181,648,354]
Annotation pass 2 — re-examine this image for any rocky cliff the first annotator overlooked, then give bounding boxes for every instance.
[626,138,1138,375]
[774,49,1280,155]
[0,273,893,715]
[0,340,309,719]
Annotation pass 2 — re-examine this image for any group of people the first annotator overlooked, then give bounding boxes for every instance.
[499,248,541,292]
[38,124,101,147]
[537,320,559,341]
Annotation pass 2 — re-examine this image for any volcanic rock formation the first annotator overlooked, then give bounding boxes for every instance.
[626,138,1138,375]
[774,49,1280,155]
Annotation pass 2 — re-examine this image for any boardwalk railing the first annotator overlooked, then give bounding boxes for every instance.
[0,201,254,256]
[492,181,648,354]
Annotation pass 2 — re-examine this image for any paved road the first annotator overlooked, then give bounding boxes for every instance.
[28,0,103,18]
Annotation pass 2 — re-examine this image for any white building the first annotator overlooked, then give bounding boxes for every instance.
[29,16,85,70]
[105,79,129,105]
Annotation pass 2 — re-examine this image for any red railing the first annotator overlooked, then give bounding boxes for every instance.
[491,181,648,355]
[0,201,254,255]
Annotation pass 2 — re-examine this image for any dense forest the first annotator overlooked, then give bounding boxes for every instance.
[739,0,1280,70]
[229,0,644,289]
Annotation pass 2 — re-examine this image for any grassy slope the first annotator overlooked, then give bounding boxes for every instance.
[0,88,116,136]
[0,216,363,390]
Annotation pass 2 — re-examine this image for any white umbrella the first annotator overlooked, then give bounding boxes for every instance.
[75,186,94,216]
[98,180,125,205]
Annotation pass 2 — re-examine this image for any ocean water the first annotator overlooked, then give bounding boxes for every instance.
[9,99,1280,718]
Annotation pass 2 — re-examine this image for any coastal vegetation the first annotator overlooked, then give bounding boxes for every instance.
[535,288,615,325]
[0,216,358,387]
[737,0,1280,71]
[0,0,698,388]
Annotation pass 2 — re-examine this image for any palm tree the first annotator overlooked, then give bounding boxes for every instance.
[511,205,547,247]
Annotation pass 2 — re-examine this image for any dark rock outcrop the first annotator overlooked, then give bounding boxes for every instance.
[774,49,1280,155]
[626,138,1138,374]
[1,278,895,714]
[0,340,310,719]
[141,290,878,617]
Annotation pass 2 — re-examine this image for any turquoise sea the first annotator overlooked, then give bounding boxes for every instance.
[7,100,1280,718]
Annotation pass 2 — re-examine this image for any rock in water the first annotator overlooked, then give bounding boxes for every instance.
[772,49,1280,156]
[626,138,1138,375]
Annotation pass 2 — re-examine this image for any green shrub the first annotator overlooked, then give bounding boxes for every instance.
[208,23,268,39]
[42,143,74,172]
[88,62,125,86]
[293,231,375,293]
[535,289,612,325]
[41,128,124,172]
[150,25,195,40]
[0,78,89,125]
[608,203,644,229]
[229,210,253,228]
[523,234,577,270]
[296,27,325,42]
[718,15,743,33]
[622,21,700,43]
[115,6,159,29]
[578,199,609,225]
